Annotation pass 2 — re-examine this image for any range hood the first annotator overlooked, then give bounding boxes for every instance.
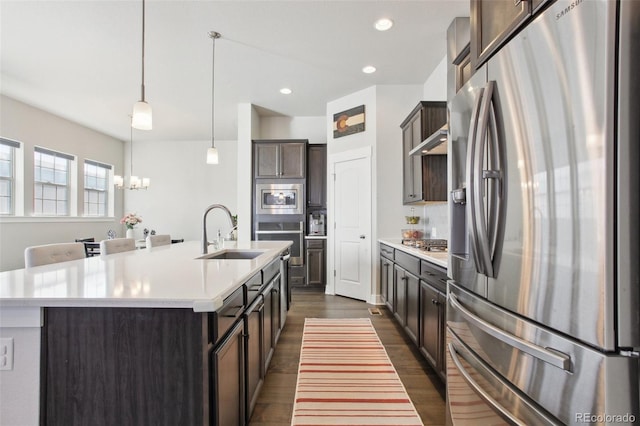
[409,124,448,156]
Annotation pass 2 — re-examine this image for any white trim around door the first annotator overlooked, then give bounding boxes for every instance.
[327,146,372,302]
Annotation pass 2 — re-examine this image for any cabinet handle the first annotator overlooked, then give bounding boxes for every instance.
[431,298,439,305]
[222,305,245,318]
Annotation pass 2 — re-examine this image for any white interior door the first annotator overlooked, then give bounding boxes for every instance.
[332,150,371,301]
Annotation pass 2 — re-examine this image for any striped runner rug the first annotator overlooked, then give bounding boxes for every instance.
[291,318,424,426]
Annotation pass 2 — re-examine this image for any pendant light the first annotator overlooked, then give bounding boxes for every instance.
[206,31,221,164]
[132,0,152,130]
[115,118,150,190]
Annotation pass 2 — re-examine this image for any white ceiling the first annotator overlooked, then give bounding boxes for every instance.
[1,0,468,143]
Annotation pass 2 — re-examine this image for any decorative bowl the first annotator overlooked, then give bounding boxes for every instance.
[405,216,420,224]
[402,229,423,239]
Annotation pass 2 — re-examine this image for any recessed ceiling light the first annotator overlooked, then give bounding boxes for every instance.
[374,18,394,31]
[280,88,292,95]
[362,66,377,74]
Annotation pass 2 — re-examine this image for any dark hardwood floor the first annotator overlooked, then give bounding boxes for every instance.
[249,287,446,426]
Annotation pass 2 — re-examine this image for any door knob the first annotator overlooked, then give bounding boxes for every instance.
[359,235,366,239]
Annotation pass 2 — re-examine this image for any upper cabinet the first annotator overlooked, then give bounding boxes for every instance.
[307,144,327,208]
[254,140,307,179]
[470,0,553,71]
[400,102,447,204]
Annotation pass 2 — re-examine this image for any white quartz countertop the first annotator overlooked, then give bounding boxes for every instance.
[378,239,448,269]
[0,241,291,312]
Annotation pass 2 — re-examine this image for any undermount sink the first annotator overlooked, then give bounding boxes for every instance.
[197,250,265,260]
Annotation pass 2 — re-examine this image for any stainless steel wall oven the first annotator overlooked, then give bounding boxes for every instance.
[254,221,304,266]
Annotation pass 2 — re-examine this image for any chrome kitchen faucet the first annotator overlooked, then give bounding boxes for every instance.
[201,204,236,254]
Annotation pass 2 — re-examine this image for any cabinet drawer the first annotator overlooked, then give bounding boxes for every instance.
[209,286,245,346]
[306,239,325,249]
[380,243,394,260]
[420,260,448,293]
[263,258,280,284]
[246,271,263,305]
[394,250,420,276]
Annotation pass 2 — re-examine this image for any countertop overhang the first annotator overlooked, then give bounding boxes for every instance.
[0,241,291,312]
[378,239,448,269]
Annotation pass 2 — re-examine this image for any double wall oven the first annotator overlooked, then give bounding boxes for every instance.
[253,183,305,266]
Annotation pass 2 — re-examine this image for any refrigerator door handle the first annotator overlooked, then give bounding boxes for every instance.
[447,342,526,426]
[466,86,486,275]
[447,340,562,426]
[450,293,572,371]
[485,83,504,277]
[473,81,496,277]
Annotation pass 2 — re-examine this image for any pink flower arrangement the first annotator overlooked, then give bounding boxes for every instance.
[120,213,142,229]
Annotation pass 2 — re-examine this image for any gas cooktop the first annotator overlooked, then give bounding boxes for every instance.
[401,238,448,252]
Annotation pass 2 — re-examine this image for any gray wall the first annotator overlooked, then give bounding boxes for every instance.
[0,95,125,271]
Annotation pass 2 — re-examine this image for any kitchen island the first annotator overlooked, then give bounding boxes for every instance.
[0,240,291,426]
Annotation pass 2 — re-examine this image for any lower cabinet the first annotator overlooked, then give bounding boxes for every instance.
[263,282,274,371]
[420,280,447,381]
[380,244,447,383]
[306,239,326,286]
[405,271,420,345]
[245,295,265,422]
[380,254,394,310]
[394,264,420,345]
[213,319,245,426]
[271,273,282,347]
[393,264,407,327]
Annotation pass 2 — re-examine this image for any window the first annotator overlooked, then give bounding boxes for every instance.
[34,147,74,216]
[84,160,111,216]
[0,138,20,215]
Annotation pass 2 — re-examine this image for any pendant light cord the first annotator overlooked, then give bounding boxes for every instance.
[140,0,146,102]
[209,31,220,150]
[130,121,134,177]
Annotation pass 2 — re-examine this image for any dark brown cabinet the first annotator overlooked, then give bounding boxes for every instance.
[419,260,448,382]
[306,238,326,286]
[245,295,264,421]
[400,102,447,204]
[393,264,407,327]
[213,319,245,426]
[393,250,421,345]
[262,281,274,370]
[420,281,446,382]
[271,273,282,346]
[307,144,327,208]
[470,0,553,71]
[254,140,306,179]
[380,245,447,383]
[379,244,394,310]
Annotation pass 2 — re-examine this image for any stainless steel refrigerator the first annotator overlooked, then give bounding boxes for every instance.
[447,1,639,424]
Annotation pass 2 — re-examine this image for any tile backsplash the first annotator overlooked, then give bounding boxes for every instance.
[403,203,449,240]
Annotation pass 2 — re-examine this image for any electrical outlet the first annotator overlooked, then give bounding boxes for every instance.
[0,338,14,371]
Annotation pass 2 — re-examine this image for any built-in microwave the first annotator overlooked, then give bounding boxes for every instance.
[255,183,304,215]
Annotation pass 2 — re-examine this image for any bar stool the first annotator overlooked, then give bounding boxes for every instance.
[24,243,86,267]
[100,238,135,255]
[146,234,171,248]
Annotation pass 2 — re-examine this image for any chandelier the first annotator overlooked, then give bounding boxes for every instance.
[115,121,150,190]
